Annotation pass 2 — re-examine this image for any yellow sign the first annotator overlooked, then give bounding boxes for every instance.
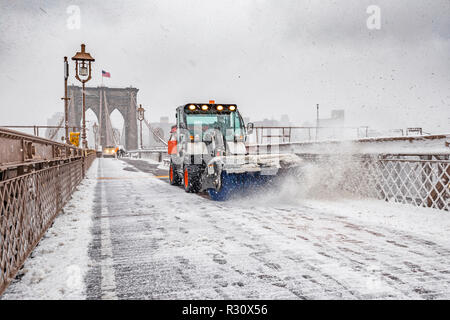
[69,132,80,147]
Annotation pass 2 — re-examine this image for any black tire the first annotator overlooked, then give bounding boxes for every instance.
[183,166,201,193]
[169,162,181,186]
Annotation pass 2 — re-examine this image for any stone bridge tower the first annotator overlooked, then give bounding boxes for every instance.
[67,85,138,150]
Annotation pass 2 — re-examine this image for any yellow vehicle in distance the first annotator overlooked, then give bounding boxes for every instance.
[102,145,116,158]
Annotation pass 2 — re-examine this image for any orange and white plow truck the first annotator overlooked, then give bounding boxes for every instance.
[167,102,301,200]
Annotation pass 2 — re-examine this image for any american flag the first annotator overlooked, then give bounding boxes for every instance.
[102,70,111,78]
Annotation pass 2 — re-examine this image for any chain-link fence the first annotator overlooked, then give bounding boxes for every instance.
[297,154,449,211]
[0,154,96,295]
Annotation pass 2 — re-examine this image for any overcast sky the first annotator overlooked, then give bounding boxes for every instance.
[1,0,449,133]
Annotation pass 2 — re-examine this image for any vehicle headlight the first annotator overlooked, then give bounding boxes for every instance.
[188,104,196,110]
[216,105,223,111]
[229,105,236,111]
[201,105,209,110]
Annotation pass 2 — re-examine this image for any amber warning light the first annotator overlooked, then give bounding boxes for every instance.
[209,100,215,104]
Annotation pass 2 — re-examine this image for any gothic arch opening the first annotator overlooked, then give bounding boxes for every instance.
[109,109,125,147]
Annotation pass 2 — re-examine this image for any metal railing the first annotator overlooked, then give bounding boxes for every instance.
[351,155,449,211]
[127,148,168,162]
[296,154,449,211]
[0,126,81,139]
[249,126,370,144]
[248,126,443,144]
[246,134,449,156]
[0,128,97,295]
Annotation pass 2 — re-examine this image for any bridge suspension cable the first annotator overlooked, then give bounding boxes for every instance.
[143,118,168,146]
[49,116,65,141]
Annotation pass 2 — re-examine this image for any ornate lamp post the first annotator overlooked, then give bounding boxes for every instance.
[137,104,145,149]
[62,56,70,144]
[72,44,95,149]
[92,122,98,151]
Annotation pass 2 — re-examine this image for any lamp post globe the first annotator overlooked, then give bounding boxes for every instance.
[72,44,95,149]
[137,104,145,121]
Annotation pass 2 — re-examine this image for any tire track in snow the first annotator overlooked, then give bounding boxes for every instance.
[91,158,450,299]
[86,159,118,299]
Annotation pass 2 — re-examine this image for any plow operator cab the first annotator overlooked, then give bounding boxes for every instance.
[168,102,301,200]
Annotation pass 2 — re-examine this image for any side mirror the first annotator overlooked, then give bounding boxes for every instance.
[246,122,254,135]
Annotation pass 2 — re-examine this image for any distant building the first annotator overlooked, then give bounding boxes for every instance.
[252,115,293,127]
[279,114,290,126]
[250,115,293,144]
[318,109,345,128]
[316,109,346,140]
[253,118,278,127]
[146,116,174,147]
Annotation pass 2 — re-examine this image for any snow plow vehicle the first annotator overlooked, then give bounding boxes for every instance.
[168,102,301,200]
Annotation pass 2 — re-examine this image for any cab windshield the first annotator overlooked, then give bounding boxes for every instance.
[185,112,244,141]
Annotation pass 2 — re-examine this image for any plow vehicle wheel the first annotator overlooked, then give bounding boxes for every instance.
[169,162,181,186]
[183,166,201,193]
[207,172,233,201]
[207,171,273,201]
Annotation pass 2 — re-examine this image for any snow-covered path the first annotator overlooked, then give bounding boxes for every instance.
[4,158,450,299]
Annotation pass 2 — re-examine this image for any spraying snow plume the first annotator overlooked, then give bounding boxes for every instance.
[235,153,365,206]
